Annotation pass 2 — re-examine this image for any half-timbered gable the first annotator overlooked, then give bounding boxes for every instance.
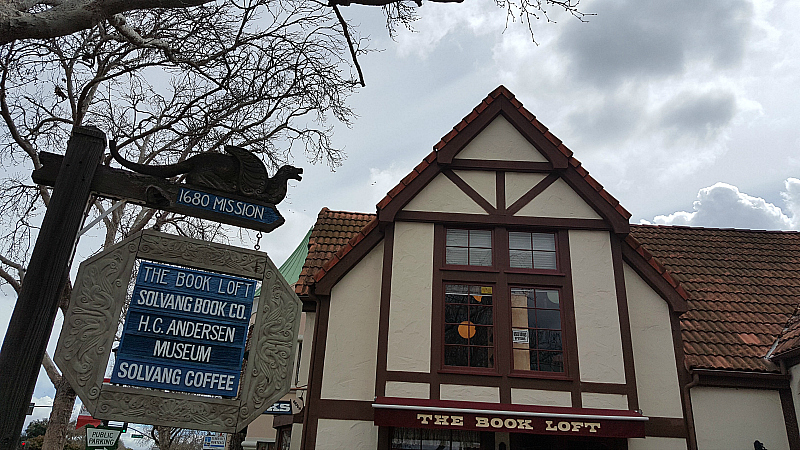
[272,87,800,450]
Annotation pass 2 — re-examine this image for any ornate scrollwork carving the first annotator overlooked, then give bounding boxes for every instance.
[97,390,239,430]
[57,247,131,400]
[238,266,300,421]
[138,233,265,277]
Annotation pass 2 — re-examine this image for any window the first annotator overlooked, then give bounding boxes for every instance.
[392,428,481,450]
[438,226,568,377]
[276,428,291,450]
[444,284,494,369]
[445,229,492,266]
[511,288,563,372]
[509,231,557,270]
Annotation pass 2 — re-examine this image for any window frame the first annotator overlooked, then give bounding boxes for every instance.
[441,282,498,374]
[506,229,562,275]
[443,227,497,271]
[508,285,567,377]
[435,225,575,381]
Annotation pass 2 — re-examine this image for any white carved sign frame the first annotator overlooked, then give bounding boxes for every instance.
[54,230,301,432]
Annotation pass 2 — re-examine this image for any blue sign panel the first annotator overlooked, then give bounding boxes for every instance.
[176,187,281,226]
[111,261,255,397]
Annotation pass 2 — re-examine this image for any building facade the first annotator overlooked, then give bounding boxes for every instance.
[277,87,800,449]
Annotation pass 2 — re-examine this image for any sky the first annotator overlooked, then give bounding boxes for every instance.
[3,0,800,440]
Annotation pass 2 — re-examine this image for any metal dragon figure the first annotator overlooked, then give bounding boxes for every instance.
[109,143,302,205]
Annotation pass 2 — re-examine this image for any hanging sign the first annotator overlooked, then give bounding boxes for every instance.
[54,230,302,433]
[176,188,281,228]
[110,261,254,396]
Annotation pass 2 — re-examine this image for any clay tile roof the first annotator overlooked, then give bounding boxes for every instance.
[629,224,800,373]
[374,85,631,220]
[295,208,376,296]
[769,305,800,358]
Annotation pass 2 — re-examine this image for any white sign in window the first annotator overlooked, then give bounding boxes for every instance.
[513,329,529,344]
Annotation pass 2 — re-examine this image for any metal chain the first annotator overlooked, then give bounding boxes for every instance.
[152,209,165,231]
[254,231,263,251]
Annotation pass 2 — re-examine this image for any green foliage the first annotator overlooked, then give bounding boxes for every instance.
[19,419,86,450]
[24,420,48,439]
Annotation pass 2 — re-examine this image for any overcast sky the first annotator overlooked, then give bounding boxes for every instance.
[6,0,800,436]
[253,0,800,259]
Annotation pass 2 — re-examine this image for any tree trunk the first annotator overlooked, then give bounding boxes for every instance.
[41,282,77,450]
[227,427,246,450]
[41,377,77,450]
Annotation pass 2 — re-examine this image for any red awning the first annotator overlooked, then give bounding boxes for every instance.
[373,397,647,438]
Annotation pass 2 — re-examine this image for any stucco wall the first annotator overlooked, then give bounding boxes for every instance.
[440,384,500,403]
[244,414,277,442]
[385,381,429,399]
[510,388,572,407]
[387,222,434,372]
[624,263,684,418]
[288,423,303,450]
[628,437,687,450]
[297,312,315,388]
[791,364,800,437]
[505,172,548,207]
[692,386,789,450]
[454,169,496,208]
[569,230,626,384]
[515,178,601,219]
[315,419,378,450]
[581,392,628,410]
[403,173,487,214]
[320,242,383,400]
[455,116,548,162]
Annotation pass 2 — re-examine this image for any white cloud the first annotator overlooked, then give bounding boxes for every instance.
[782,177,800,222]
[650,180,798,230]
[23,396,54,430]
[394,1,501,58]
[369,165,409,206]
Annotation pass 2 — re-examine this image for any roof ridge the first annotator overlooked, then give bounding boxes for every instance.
[374,86,632,221]
[313,217,379,283]
[624,234,689,300]
[631,223,800,234]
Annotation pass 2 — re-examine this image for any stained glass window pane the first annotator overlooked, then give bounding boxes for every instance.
[470,306,493,325]
[537,330,562,351]
[470,346,492,368]
[471,326,493,345]
[537,309,561,329]
[445,304,468,323]
[539,351,563,372]
[535,290,559,308]
[445,345,468,366]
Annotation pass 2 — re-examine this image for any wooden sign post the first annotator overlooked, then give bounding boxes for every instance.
[0,127,106,450]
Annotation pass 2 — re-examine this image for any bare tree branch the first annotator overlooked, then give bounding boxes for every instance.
[332,5,365,87]
[41,351,62,386]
